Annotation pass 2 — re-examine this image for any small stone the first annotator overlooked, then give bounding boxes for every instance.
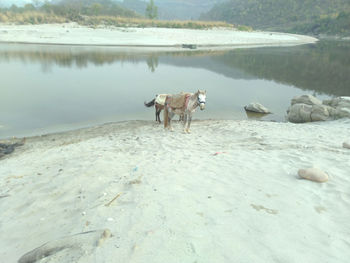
[298,167,329,183]
[343,142,350,149]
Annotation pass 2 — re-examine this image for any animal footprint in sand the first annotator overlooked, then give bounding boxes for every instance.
[251,204,278,215]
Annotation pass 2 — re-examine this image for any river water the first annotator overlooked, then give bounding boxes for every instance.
[1,40,349,139]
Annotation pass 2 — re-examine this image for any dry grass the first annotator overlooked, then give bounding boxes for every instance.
[79,15,235,29]
[0,11,252,31]
[0,11,67,24]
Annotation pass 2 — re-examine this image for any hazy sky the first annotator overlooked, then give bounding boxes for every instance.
[0,0,122,7]
[1,0,43,7]
[0,0,131,7]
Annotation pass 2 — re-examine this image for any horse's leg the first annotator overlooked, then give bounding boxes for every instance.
[156,106,161,123]
[155,106,159,122]
[158,109,162,123]
[158,105,164,123]
[186,113,193,133]
[168,110,175,131]
[183,113,188,133]
[164,105,170,128]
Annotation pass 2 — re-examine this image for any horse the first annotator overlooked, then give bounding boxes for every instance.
[144,94,167,123]
[164,90,206,133]
[144,94,185,123]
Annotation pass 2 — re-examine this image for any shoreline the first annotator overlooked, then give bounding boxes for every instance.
[1,119,349,262]
[0,23,318,51]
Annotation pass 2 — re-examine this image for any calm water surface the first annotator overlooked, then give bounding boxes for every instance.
[1,40,349,139]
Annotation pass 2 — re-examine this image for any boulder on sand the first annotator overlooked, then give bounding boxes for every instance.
[323,97,350,108]
[298,167,329,183]
[291,94,322,106]
[287,103,332,123]
[343,142,350,149]
[287,95,350,123]
[287,104,313,123]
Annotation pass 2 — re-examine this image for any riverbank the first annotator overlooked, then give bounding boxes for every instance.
[1,119,349,262]
[0,23,317,50]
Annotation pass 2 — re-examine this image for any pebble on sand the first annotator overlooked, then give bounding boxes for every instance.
[298,167,329,183]
[343,142,350,149]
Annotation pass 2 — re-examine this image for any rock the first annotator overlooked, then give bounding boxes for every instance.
[182,44,197,49]
[287,103,334,123]
[323,97,350,108]
[287,104,312,123]
[343,142,350,149]
[288,95,350,123]
[323,97,350,119]
[244,102,271,114]
[298,168,329,183]
[310,104,330,121]
[0,141,24,159]
[291,94,322,106]
[18,229,111,263]
[331,107,350,119]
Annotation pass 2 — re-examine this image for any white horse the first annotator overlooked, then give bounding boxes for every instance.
[164,90,206,133]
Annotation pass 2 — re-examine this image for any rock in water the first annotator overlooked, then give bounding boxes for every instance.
[244,102,271,114]
[343,142,350,149]
[298,168,329,183]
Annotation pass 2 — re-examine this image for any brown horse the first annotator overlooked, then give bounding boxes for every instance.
[144,94,185,123]
[164,90,206,133]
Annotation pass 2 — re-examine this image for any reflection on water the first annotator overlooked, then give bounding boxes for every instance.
[0,41,349,138]
[245,111,272,121]
[211,40,350,97]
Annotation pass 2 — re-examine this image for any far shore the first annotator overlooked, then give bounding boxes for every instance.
[0,23,318,50]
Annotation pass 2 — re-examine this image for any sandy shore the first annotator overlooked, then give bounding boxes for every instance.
[0,23,317,50]
[1,119,349,262]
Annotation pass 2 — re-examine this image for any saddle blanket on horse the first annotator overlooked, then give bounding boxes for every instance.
[155,94,167,105]
[166,92,192,109]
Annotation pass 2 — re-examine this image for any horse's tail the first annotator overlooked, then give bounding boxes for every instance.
[164,102,169,128]
[144,98,155,107]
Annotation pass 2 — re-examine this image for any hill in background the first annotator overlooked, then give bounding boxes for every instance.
[0,0,227,20]
[0,0,233,29]
[120,0,227,20]
[200,0,350,36]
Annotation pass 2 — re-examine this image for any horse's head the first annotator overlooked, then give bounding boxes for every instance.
[197,90,206,110]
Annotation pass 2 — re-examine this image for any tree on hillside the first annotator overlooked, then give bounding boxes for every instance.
[90,3,102,16]
[23,4,36,12]
[146,0,157,19]
[9,4,18,12]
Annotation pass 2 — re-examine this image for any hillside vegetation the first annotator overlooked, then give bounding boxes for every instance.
[200,0,350,36]
[0,0,234,29]
[121,0,227,20]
